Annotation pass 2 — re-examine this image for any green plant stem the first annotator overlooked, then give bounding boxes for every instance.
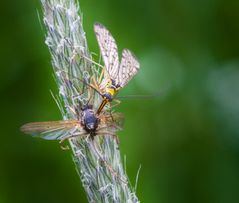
[40,0,139,202]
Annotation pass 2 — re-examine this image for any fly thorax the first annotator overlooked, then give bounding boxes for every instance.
[105,86,117,97]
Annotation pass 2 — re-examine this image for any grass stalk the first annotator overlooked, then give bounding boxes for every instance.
[40,0,139,202]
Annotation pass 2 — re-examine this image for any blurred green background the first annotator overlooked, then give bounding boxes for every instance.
[1,0,239,202]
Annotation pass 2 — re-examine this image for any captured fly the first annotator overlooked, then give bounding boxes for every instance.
[20,105,123,143]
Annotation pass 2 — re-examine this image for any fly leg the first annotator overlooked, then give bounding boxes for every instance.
[97,124,122,146]
[60,142,70,151]
[91,75,101,92]
[109,99,121,110]
[108,103,115,122]
[86,74,104,99]
[81,54,104,69]
[59,131,88,150]
[98,67,107,85]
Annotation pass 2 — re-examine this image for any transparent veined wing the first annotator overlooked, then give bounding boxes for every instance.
[94,23,119,82]
[110,112,124,130]
[118,49,140,88]
[99,112,124,132]
[20,120,84,140]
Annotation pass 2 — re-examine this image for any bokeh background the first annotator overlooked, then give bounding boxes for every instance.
[1,0,239,202]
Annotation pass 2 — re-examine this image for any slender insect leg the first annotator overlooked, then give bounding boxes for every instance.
[109,103,115,122]
[81,54,104,69]
[97,131,120,145]
[86,75,103,100]
[59,131,88,149]
[107,101,121,122]
[110,99,121,109]
[60,143,70,151]
[98,67,105,84]
[91,75,101,91]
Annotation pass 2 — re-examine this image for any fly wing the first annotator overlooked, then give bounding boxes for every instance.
[111,112,124,129]
[20,120,84,140]
[94,23,119,81]
[100,112,124,132]
[118,49,140,88]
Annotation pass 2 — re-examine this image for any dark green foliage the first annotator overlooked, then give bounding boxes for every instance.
[1,0,239,202]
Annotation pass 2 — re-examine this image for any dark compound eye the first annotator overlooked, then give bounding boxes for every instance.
[111,79,116,86]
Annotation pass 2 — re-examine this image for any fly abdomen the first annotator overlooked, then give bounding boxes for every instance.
[84,115,98,132]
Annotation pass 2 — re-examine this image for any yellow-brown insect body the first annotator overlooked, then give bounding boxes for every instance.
[105,86,118,99]
[94,23,140,115]
[97,79,120,114]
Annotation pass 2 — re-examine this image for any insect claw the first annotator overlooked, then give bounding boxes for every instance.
[59,139,70,150]
[60,144,70,151]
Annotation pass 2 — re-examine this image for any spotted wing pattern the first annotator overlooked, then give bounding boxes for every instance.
[94,23,119,81]
[118,49,140,87]
[20,120,83,140]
